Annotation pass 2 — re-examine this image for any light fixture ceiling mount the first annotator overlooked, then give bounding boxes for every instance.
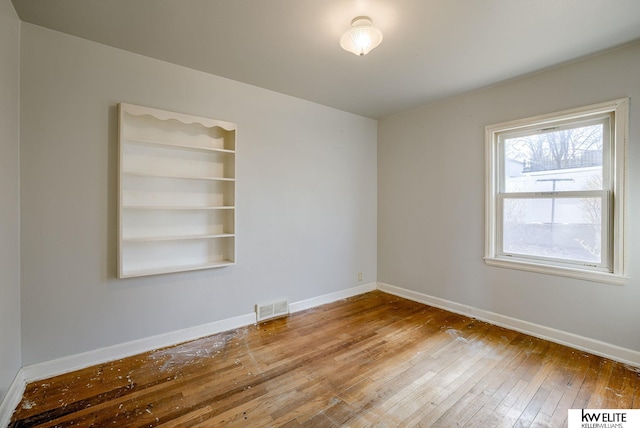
[340,16,383,56]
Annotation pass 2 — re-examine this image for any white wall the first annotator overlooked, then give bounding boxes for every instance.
[378,41,640,352]
[0,0,21,402]
[20,24,377,365]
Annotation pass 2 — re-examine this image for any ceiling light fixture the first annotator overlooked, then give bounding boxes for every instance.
[340,16,383,56]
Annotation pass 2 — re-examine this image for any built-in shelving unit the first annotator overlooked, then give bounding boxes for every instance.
[118,103,237,278]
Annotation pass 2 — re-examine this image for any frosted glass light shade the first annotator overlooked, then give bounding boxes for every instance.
[340,16,383,56]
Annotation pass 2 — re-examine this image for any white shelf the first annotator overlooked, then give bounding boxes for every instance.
[120,260,236,278]
[122,205,235,210]
[123,233,235,242]
[124,137,235,154]
[118,103,237,278]
[122,171,235,182]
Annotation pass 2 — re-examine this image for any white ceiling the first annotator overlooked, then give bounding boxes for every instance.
[11,0,640,119]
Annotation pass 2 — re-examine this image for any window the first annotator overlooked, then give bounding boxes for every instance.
[485,99,628,283]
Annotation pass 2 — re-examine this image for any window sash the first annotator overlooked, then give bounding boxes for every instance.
[497,115,612,195]
[495,190,610,271]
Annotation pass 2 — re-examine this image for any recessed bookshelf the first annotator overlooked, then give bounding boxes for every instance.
[118,103,237,278]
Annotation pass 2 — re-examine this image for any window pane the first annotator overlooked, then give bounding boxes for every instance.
[502,198,601,263]
[503,124,603,193]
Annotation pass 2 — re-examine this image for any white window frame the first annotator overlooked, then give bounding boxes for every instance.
[485,98,628,284]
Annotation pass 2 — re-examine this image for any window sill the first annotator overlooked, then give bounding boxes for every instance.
[484,257,628,285]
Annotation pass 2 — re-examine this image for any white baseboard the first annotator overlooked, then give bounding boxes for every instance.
[377,282,640,368]
[10,279,636,425]
[289,282,377,313]
[17,282,378,385]
[21,312,257,384]
[0,369,25,428]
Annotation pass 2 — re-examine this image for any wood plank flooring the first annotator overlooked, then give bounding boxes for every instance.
[9,291,640,427]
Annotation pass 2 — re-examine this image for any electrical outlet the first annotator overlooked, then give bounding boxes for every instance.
[358,272,362,281]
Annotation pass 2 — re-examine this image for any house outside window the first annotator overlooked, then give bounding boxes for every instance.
[485,99,628,284]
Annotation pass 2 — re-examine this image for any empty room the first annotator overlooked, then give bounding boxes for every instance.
[1,0,640,426]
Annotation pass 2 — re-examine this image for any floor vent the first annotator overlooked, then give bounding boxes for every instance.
[256,300,289,322]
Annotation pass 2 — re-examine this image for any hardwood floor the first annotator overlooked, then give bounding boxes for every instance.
[9,291,640,427]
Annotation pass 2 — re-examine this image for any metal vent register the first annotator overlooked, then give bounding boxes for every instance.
[256,300,289,322]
